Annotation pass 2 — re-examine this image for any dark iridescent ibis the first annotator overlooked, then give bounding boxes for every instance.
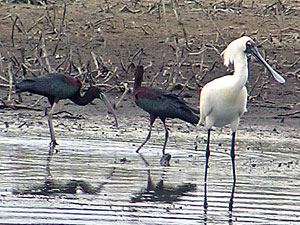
[132,65,199,159]
[16,73,118,151]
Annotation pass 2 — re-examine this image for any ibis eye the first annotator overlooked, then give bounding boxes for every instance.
[246,41,252,47]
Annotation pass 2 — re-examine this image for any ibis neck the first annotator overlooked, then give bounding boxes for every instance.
[133,75,143,93]
[70,88,98,106]
[232,57,248,91]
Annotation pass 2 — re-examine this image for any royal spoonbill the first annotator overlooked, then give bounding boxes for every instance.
[199,36,285,183]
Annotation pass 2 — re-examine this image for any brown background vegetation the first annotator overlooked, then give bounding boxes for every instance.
[0,0,299,133]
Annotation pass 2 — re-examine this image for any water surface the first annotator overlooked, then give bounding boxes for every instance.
[0,134,299,224]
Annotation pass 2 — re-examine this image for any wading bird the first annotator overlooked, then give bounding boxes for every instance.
[16,73,118,151]
[199,36,285,183]
[133,65,199,162]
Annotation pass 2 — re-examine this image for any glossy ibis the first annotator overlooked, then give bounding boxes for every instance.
[16,73,118,151]
[133,65,199,160]
[199,36,285,183]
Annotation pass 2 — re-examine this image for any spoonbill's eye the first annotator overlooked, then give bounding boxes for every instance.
[246,41,252,47]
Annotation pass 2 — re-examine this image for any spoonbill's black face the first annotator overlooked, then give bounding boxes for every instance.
[244,40,257,54]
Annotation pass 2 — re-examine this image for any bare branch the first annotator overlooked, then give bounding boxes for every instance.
[114,82,129,109]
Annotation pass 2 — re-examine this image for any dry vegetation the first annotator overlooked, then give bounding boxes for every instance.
[0,0,299,120]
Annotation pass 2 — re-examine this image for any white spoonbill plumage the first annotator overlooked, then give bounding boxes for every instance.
[199,36,285,184]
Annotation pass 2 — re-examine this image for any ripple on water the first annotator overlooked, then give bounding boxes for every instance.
[0,135,299,224]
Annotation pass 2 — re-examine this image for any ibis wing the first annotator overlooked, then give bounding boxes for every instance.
[16,73,80,99]
[136,87,199,125]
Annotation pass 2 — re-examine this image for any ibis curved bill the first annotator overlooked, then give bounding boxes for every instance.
[98,92,119,128]
[200,36,285,184]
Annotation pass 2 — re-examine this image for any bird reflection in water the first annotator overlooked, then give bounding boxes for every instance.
[228,181,236,224]
[203,181,236,224]
[131,154,197,203]
[13,154,115,196]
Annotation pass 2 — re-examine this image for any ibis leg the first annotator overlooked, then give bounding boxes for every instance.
[48,102,58,152]
[231,132,236,184]
[204,129,211,184]
[136,115,156,153]
[161,119,169,155]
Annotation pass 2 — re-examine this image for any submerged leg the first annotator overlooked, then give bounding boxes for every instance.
[136,115,156,153]
[161,118,169,155]
[204,129,211,184]
[231,132,236,184]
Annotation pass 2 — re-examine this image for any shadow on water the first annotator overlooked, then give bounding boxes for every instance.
[13,154,115,196]
[131,153,197,204]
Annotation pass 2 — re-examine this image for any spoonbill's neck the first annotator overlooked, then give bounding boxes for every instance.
[231,55,248,91]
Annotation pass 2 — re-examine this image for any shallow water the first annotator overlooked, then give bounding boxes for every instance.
[0,134,300,224]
